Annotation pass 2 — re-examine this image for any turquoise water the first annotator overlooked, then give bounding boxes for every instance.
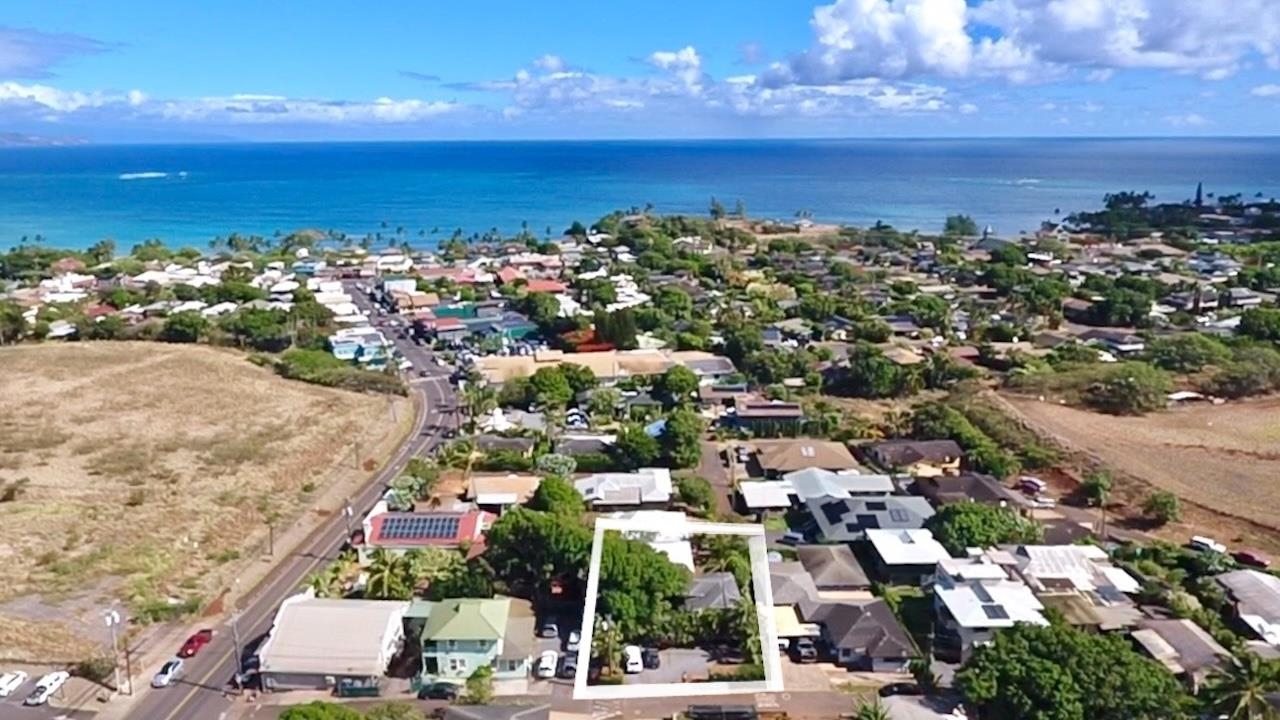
[1,138,1278,250]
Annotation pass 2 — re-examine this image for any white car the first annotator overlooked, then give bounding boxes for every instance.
[0,670,28,698]
[535,650,558,679]
[566,630,581,653]
[623,645,643,674]
[151,658,184,688]
[23,671,68,706]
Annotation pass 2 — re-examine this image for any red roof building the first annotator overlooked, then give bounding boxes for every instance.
[361,509,493,553]
[496,266,525,285]
[523,279,567,294]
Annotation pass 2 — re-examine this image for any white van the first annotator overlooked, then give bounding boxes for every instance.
[536,651,558,679]
[1190,535,1227,554]
[1016,477,1047,495]
[623,645,643,674]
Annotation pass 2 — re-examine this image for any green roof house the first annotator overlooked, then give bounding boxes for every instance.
[420,596,535,684]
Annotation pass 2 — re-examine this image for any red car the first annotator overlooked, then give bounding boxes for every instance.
[178,629,214,658]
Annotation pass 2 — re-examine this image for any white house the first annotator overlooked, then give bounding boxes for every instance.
[933,550,1049,662]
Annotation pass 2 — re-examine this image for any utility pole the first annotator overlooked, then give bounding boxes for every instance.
[342,499,355,538]
[230,609,244,690]
[104,610,122,695]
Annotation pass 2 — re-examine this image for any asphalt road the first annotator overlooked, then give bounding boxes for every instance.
[121,288,459,720]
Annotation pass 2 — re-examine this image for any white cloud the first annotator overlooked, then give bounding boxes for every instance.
[1252,84,1280,97]
[532,54,567,72]
[771,0,1280,85]
[647,46,706,93]
[1080,101,1102,112]
[958,102,978,114]
[0,80,457,124]
[1164,112,1209,127]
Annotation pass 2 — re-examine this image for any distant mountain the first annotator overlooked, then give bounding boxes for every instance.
[0,132,89,147]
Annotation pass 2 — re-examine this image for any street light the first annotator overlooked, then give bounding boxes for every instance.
[103,610,122,695]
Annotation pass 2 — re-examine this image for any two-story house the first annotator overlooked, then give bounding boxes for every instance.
[419,597,536,685]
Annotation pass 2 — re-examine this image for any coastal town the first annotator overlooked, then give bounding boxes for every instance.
[3,188,1280,720]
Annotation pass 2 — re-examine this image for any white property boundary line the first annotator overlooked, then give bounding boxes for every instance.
[573,517,784,700]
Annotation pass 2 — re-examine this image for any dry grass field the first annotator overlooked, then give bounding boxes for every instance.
[0,342,408,660]
[1003,394,1280,550]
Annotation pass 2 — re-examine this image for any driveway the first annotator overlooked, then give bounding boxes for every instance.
[623,649,709,685]
[883,695,968,720]
[697,441,734,517]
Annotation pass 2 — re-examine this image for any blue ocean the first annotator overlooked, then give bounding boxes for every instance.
[1,138,1278,251]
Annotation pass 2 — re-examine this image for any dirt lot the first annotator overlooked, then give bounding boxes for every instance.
[0,342,408,661]
[1001,394,1280,552]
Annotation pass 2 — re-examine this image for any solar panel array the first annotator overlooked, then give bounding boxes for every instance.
[982,604,1010,620]
[888,508,911,523]
[379,515,461,541]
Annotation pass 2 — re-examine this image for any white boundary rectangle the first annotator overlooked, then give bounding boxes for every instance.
[573,516,783,700]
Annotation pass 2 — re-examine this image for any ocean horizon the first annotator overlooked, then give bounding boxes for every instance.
[2,137,1279,252]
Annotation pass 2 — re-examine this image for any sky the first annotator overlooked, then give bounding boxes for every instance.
[2,0,1280,142]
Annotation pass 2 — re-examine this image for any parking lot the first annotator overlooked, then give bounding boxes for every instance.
[621,648,710,685]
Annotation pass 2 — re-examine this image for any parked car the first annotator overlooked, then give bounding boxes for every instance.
[178,629,214,658]
[538,619,559,638]
[0,670,28,698]
[623,645,643,674]
[791,637,818,663]
[558,654,578,679]
[642,647,661,670]
[1030,496,1057,509]
[1190,535,1228,554]
[565,630,581,653]
[779,531,806,546]
[23,671,69,706]
[151,659,184,688]
[536,651,559,679]
[879,682,923,697]
[417,682,461,700]
[1234,550,1272,568]
[1016,476,1047,495]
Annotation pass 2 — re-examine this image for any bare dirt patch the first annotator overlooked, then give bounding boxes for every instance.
[0,342,408,660]
[1001,393,1280,552]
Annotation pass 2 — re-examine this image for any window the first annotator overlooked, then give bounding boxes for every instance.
[448,657,468,673]
[446,640,458,651]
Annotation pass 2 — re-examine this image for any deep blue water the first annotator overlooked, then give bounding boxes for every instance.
[1,138,1278,250]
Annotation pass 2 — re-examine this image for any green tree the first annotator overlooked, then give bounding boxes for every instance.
[1080,471,1111,507]
[519,292,561,329]
[161,310,209,343]
[1201,652,1280,720]
[696,533,752,593]
[587,387,622,418]
[957,622,1190,720]
[654,287,694,319]
[1144,491,1182,525]
[220,308,290,351]
[365,548,412,600]
[709,196,726,220]
[676,476,715,515]
[1240,308,1280,343]
[484,508,592,588]
[613,423,660,470]
[0,301,26,344]
[924,503,1042,556]
[558,362,598,394]
[944,214,980,237]
[425,558,494,600]
[1146,333,1230,372]
[528,476,584,515]
[660,408,704,468]
[598,531,692,640]
[460,665,494,705]
[534,452,577,479]
[1083,362,1172,415]
[653,365,701,406]
[529,366,574,409]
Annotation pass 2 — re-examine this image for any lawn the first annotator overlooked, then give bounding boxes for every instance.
[0,342,410,660]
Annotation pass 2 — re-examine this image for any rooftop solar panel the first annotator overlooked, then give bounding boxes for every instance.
[379,515,461,541]
[982,604,1010,620]
[865,501,888,511]
[888,508,910,523]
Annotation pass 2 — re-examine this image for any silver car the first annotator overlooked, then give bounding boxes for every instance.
[151,658,184,688]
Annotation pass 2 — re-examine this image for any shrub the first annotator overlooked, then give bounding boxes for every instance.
[1144,491,1182,525]
[273,349,407,395]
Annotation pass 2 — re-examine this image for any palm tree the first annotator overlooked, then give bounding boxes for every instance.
[732,593,761,664]
[463,382,498,433]
[878,409,912,438]
[593,616,623,676]
[365,548,410,600]
[852,698,892,720]
[1203,653,1280,719]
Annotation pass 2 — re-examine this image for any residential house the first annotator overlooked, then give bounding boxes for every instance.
[467,475,543,514]
[685,572,743,611]
[554,434,615,457]
[1164,288,1220,312]
[808,601,916,672]
[756,440,862,478]
[912,473,1022,507]
[864,529,951,585]
[1131,618,1231,692]
[1215,569,1280,647]
[736,481,794,515]
[1009,544,1141,630]
[419,597,536,684]
[574,468,672,510]
[863,440,963,477]
[797,545,870,592]
[807,495,936,544]
[731,399,807,435]
[1222,287,1264,308]
[1079,329,1146,356]
[785,468,895,501]
[609,510,694,570]
[770,561,821,607]
[932,552,1048,662]
[357,505,493,563]
[472,435,537,457]
[258,595,409,691]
